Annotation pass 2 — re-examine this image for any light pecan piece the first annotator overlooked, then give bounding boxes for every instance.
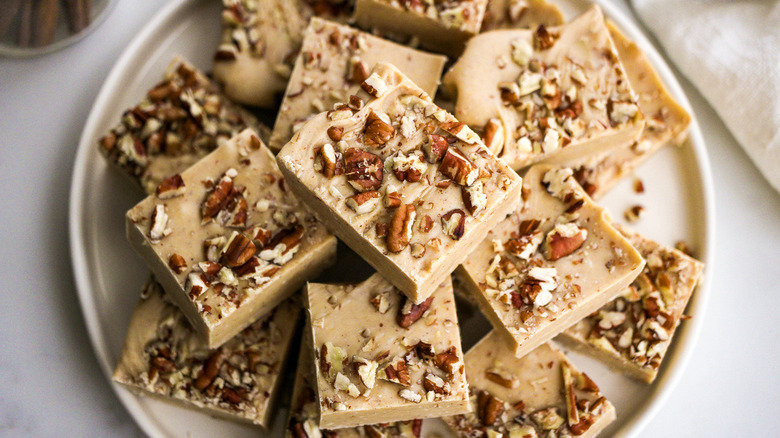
[561,361,579,427]
[422,372,450,395]
[378,357,411,386]
[353,356,378,389]
[384,189,402,208]
[541,223,587,261]
[462,181,487,216]
[346,190,380,215]
[344,148,384,192]
[422,134,449,163]
[149,204,170,241]
[363,110,395,148]
[534,24,559,50]
[156,174,186,199]
[441,209,466,240]
[482,119,504,155]
[387,204,416,253]
[477,390,504,426]
[317,143,338,178]
[220,231,257,268]
[440,121,480,144]
[439,148,479,186]
[360,72,388,97]
[397,296,433,328]
[370,293,390,314]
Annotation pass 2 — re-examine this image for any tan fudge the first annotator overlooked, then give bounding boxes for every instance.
[443,331,616,437]
[304,274,469,429]
[558,227,704,382]
[113,277,299,428]
[481,0,564,31]
[568,22,692,198]
[97,58,265,194]
[213,0,352,107]
[286,342,424,437]
[455,164,644,358]
[126,129,337,348]
[269,17,447,151]
[444,6,644,170]
[277,63,522,303]
[354,0,488,56]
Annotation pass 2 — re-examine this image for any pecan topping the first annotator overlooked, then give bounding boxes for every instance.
[344,148,384,192]
[485,368,517,389]
[349,59,369,84]
[415,341,435,360]
[156,173,185,199]
[541,223,587,261]
[397,296,433,328]
[419,215,434,233]
[327,126,343,142]
[379,357,411,386]
[194,349,223,391]
[387,204,416,253]
[434,346,459,376]
[363,110,395,148]
[477,390,505,426]
[220,232,257,267]
[346,190,380,215]
[423,372,450,394]
[317,143,338,178]
[201,175,233,221]
[534,24,559,50]
[439,148,479,186]
[384,190,402,208]
[441,209,466,240]
[423,134,449,163]
[462,181,487,216]
[168,253,187,274]
[482,118,504,154]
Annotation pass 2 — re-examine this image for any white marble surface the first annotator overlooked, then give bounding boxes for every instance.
[1,0,778,436]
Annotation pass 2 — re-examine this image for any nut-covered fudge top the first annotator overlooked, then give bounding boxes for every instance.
[460,165,644,348]
[269,17,447,150]
[98,58,263,194]
[570,21,691,199]
[126,129,331,328]
[306,274,468,422]
[113,277,299,426]
[444,6,644,169]
[444,332,615,437]
[213,0,353,107]
[277,62,522,292]
[564,227,704,381]
[286,343,424,437]
[480,0,564,32]
[370,0,488,34]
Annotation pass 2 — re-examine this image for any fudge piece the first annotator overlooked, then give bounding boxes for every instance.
[443,331,616,437]
[98,58,265,194]
[126,129,337,348]
[304,273,469,429]
[213,0,352,107]
[354,0,488,56]
[269,18,447,150]
[113,277,299,428]
[481,0,564,32]
[286,342,424,437]
[443,6,644,170]
[568,22,692,198]
[277,63,523,303]
[558,227,704,382]
[455,164,645,358]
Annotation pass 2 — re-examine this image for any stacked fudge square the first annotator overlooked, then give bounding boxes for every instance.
[100,1,705,436]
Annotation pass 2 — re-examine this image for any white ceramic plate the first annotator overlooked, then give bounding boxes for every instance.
[69,0,715,436]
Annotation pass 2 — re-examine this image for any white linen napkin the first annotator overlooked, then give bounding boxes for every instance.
[632,0,780,193]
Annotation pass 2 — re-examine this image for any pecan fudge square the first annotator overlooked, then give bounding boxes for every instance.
[126,129,336,348]
[455,164,644,358]
[444,6,644,170]
[113,277,299,428]
[277,62,522,303]
[303,273,469,429]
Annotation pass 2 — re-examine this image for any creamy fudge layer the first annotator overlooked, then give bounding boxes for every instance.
[269,17,447,150]
[354,0,488,56]
[481,0,564,32]
[455,164,645,358]
[277,63,522,303]
[213,0,352,108]
[286,342,424,437]
[444,6,644,170]
[126,129,337,348]
[443,331,616,437]
[113,277,299,428]
[568,22,692,199]
[98,58,265,195]
[304,274,469,429]
[558,227,704,383]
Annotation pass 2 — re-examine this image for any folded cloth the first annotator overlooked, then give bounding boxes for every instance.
[632,0,780,193]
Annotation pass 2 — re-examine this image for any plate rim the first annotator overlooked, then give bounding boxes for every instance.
[68,0,716,437]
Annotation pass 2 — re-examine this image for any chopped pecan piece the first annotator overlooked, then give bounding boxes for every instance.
[534,24,559,50]
[397,296,433,328]
[422,372,450,395]
[441,209,466,240]
[422,134,449,163]
[541,223,587,261]
[378,357,411,386]
[344,148,384,192]
[477,390,505,426]
[194,349,224,391]
[220,232,257,268]
[201,175,233,221]
[439,148,479,186]
[168,253,187,274]
[346,190,380,215]
[327,126,343,142]
[156,173,185,199]
[363,110,395,148]
[434,346,459,376]
[317,143,338,178]
[387,204,416,253]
